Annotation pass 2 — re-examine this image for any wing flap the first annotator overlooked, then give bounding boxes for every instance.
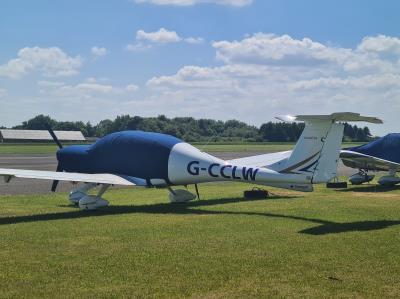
[0,168,146,186]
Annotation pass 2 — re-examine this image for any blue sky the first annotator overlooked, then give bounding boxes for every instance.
[1,0,400,134]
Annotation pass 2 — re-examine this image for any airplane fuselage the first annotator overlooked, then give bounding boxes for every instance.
[57,131,310,189]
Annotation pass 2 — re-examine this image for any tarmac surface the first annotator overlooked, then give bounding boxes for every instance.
[0,152,355,195]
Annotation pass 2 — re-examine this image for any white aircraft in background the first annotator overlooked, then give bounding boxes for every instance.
[0,112,381,210]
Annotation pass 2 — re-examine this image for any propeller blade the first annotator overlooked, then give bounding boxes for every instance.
[51,179,59,192]
[51,163,63,192]
[46,125,63,149]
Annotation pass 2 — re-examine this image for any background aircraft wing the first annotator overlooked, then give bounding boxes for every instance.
[340,150,400,171]
[227,150,292,168]
[0,168,147,186]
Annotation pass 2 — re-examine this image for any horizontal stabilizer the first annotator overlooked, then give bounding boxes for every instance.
[276,112,383,124]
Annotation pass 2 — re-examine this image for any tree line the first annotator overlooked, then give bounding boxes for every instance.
[8,114,373,142]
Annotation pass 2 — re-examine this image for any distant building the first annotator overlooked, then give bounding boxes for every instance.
[0,129,86,143]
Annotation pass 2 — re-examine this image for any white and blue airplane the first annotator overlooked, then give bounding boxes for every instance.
[340,133,400,186]
[0,113,381,210]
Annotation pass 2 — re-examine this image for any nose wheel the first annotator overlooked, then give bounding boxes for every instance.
[168,187,197,203]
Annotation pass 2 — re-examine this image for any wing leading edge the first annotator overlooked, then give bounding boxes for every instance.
[340,150,400,172]
[0,168,147,186]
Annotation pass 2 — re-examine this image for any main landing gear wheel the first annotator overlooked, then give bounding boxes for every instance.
[69,183,111,210]
[168,188,197,203]
[69,183,97,205]
[78,196,109,210]
[349,170,374,185]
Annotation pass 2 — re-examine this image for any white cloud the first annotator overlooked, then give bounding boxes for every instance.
[75,83,114,93]
[358,35,400,55]
[213,34,351,66]
[37,79,140,101]
[125,43,153,52]
[91,46,108,58]
[127,28,204,51]
[85,77,98,83]
[133,0,252,6]
[184,37,205,44]
[126,84,139,92]
[0,47,82,79]
[145,34,400,135]
[137,28,181,43]
[212,34,400,75]
[38,81,116,99]
[0,89,7,98]
[37,80,65,87]
[4,34,399,135]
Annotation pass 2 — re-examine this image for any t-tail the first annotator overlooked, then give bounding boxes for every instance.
[274,113,382,184]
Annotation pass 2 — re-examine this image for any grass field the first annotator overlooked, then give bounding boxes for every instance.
[1,182,400,298]
[0,142,365,154]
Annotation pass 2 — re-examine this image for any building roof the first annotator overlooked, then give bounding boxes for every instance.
[0,129,85,141]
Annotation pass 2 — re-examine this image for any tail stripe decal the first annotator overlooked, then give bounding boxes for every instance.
[298,159,318,173]
[279,152,320,174]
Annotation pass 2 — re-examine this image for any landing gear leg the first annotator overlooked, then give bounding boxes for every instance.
[194,184,200,200]
[97,184,110,198]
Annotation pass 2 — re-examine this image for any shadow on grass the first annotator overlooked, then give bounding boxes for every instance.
[336,184,400,193]
[299,220,400,235]
[1,195,399,235]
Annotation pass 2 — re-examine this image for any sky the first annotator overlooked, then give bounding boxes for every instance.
[1,0,400,135]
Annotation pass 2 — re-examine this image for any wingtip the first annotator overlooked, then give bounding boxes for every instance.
[275,115,297,122]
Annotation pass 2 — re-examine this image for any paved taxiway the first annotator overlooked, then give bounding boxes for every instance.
[0,152,355,195]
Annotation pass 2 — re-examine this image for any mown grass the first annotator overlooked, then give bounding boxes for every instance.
[0,142,364,154]
[0,182,400,298]
[0,144,59,154]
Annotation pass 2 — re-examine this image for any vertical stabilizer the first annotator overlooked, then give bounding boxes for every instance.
[278,120,336,180]
[275,113,382,183]
[312,123,344,183]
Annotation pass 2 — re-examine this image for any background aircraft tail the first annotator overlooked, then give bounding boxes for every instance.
[276,113,382,183]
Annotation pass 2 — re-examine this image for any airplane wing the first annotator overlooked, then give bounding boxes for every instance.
[340,150,400,172]
[0,168,147,186]
[227,150,292,168]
